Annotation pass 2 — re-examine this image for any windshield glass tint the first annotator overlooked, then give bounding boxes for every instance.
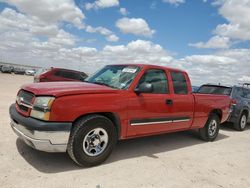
[86,65,140,89]
[197,85,232,95]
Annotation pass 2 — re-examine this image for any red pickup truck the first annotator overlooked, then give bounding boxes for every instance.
[9,64,232,166]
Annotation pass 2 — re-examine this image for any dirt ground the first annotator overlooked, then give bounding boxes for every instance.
[0,73,250,188]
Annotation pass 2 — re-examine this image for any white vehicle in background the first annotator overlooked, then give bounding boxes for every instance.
[25,69,36,76]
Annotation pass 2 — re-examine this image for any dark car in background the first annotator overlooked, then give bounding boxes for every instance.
[13,67,25,75]
[1,66,12,73]
[197,84,250,131]
[34,67,88,83]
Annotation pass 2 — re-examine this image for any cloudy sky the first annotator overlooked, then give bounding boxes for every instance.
[0,0,249,85]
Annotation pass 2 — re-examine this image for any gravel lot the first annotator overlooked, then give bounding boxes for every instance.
[0,73,250,188]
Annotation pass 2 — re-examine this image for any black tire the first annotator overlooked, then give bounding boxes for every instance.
[67,115,117,167]
[199,113,220,141]
[234,112,248,131]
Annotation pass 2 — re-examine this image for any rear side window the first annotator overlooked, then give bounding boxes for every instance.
[54,70,86,81]
[243,88,250,99]
[233,87,243,98]
[170,72,188,94]
[54,70,62,77]
[232,87,250,99]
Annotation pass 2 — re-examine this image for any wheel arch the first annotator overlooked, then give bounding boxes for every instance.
[241,108,249,118]
[72,112,121,139]
[209,109,222,122]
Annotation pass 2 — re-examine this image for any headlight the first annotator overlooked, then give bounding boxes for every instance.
[30,97,55,121]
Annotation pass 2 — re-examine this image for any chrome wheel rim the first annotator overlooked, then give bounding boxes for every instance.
[83,128,109,156]
[240,115,247,129]
[208,119,217,137]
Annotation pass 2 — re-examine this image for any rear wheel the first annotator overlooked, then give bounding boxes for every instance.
[67,115,117,167]
[199,113,220,141]
[234,113,248,131]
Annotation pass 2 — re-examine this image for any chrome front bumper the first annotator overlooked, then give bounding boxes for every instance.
[9,104,72,153]
[11,120,70,152]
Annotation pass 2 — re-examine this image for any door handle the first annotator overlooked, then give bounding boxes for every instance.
[165,99,173,105]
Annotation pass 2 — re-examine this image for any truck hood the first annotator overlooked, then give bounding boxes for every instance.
[22,82,118,97]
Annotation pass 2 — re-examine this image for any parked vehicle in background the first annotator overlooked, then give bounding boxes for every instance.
[10,64,232,166]
[1,66,12,73]
[197,84,232,95]
[192,86,199,92]
[197,84,250,131]
[25,69,36,76]
[34,67,88,82]
[13,67,25,75]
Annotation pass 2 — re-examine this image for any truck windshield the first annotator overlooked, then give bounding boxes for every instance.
[85,65,140,89]
[197,85,232,95]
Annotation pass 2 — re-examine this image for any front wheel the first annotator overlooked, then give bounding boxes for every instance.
[67,115,117,167]
[199,113,220,141]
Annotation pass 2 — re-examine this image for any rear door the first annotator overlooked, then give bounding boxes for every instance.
[169,71,194,129]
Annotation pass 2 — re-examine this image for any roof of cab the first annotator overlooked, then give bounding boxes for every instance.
[110,64,186,73]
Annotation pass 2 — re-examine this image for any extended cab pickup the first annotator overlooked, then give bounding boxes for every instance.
[9,64,232,166]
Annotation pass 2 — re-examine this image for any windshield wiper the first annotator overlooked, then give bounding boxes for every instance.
[84,80,118,89]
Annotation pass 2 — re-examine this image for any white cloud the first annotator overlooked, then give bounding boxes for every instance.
[2,0,85,29]
[0,8,59,37]
[116,17,155,37]
[85,0,119,10]
[1,1,249,86]
[184,55,237,66]
[86,26,112,35]
[103,40,165,55]
[119,8,128,16]
[162,0,185,6]
[106,34,119,42]
[183,50,250,85]
[190,1,250,50]
[86,25,119,42]
[238,76,250,82]
[189,36,231,49]
[1,20,249,86]
[214,0,250,40]
[48,30,76,46]
[0,8,76,47]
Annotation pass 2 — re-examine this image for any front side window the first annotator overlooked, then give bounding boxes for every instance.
[243,88,250,99]
[86,65,140,89]
[137,69,169,94]
[171,72,188,94]
[233,87,243,98]
[54,70,86,81]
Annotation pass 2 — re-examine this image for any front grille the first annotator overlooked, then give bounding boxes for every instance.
[16,90,34,113]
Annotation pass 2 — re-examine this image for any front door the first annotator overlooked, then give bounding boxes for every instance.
[127,69,174,137]
[127,69,194,137]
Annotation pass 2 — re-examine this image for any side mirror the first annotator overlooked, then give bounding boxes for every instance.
[134,83,153,94]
